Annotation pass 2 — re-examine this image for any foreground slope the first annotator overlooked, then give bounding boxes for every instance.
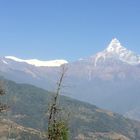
[1,78,140,140]
[0,119,45,140]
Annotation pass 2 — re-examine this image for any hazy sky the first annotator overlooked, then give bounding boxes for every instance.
[0,0,140,61]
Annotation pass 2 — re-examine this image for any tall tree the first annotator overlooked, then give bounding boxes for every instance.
[47,65,69,140]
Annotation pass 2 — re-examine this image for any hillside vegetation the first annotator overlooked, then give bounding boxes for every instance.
[1,78,140,139]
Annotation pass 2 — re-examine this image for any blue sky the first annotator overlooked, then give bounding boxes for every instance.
[0,0,140,61]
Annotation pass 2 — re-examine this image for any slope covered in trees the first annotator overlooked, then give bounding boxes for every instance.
[1,78,140,139]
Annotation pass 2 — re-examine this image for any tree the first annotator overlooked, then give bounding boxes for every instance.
[47,65,69,140]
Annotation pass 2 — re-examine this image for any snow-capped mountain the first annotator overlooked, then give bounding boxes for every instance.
[1,38,140,121]
[94,38,140,66]
[4,56,68,67]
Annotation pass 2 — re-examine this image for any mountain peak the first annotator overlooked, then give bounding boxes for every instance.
[106,38,126,53]
[94,39,140,66]
[110,38,120,43]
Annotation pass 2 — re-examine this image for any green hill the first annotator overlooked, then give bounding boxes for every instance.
[1,78,140,140]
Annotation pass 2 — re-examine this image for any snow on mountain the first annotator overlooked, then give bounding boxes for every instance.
[5,56,68,67]
[2,60,8,64]
[106,38,126,53]
[94,38,140,66]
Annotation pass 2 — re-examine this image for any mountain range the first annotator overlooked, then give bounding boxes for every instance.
[0,38,140,121]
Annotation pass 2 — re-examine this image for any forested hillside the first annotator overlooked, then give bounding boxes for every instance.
[0,78,140,139]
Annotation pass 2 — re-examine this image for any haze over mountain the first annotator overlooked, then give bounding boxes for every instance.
[0,38,140,121]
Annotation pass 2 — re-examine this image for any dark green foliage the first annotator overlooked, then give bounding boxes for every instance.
[48,121,69,140]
